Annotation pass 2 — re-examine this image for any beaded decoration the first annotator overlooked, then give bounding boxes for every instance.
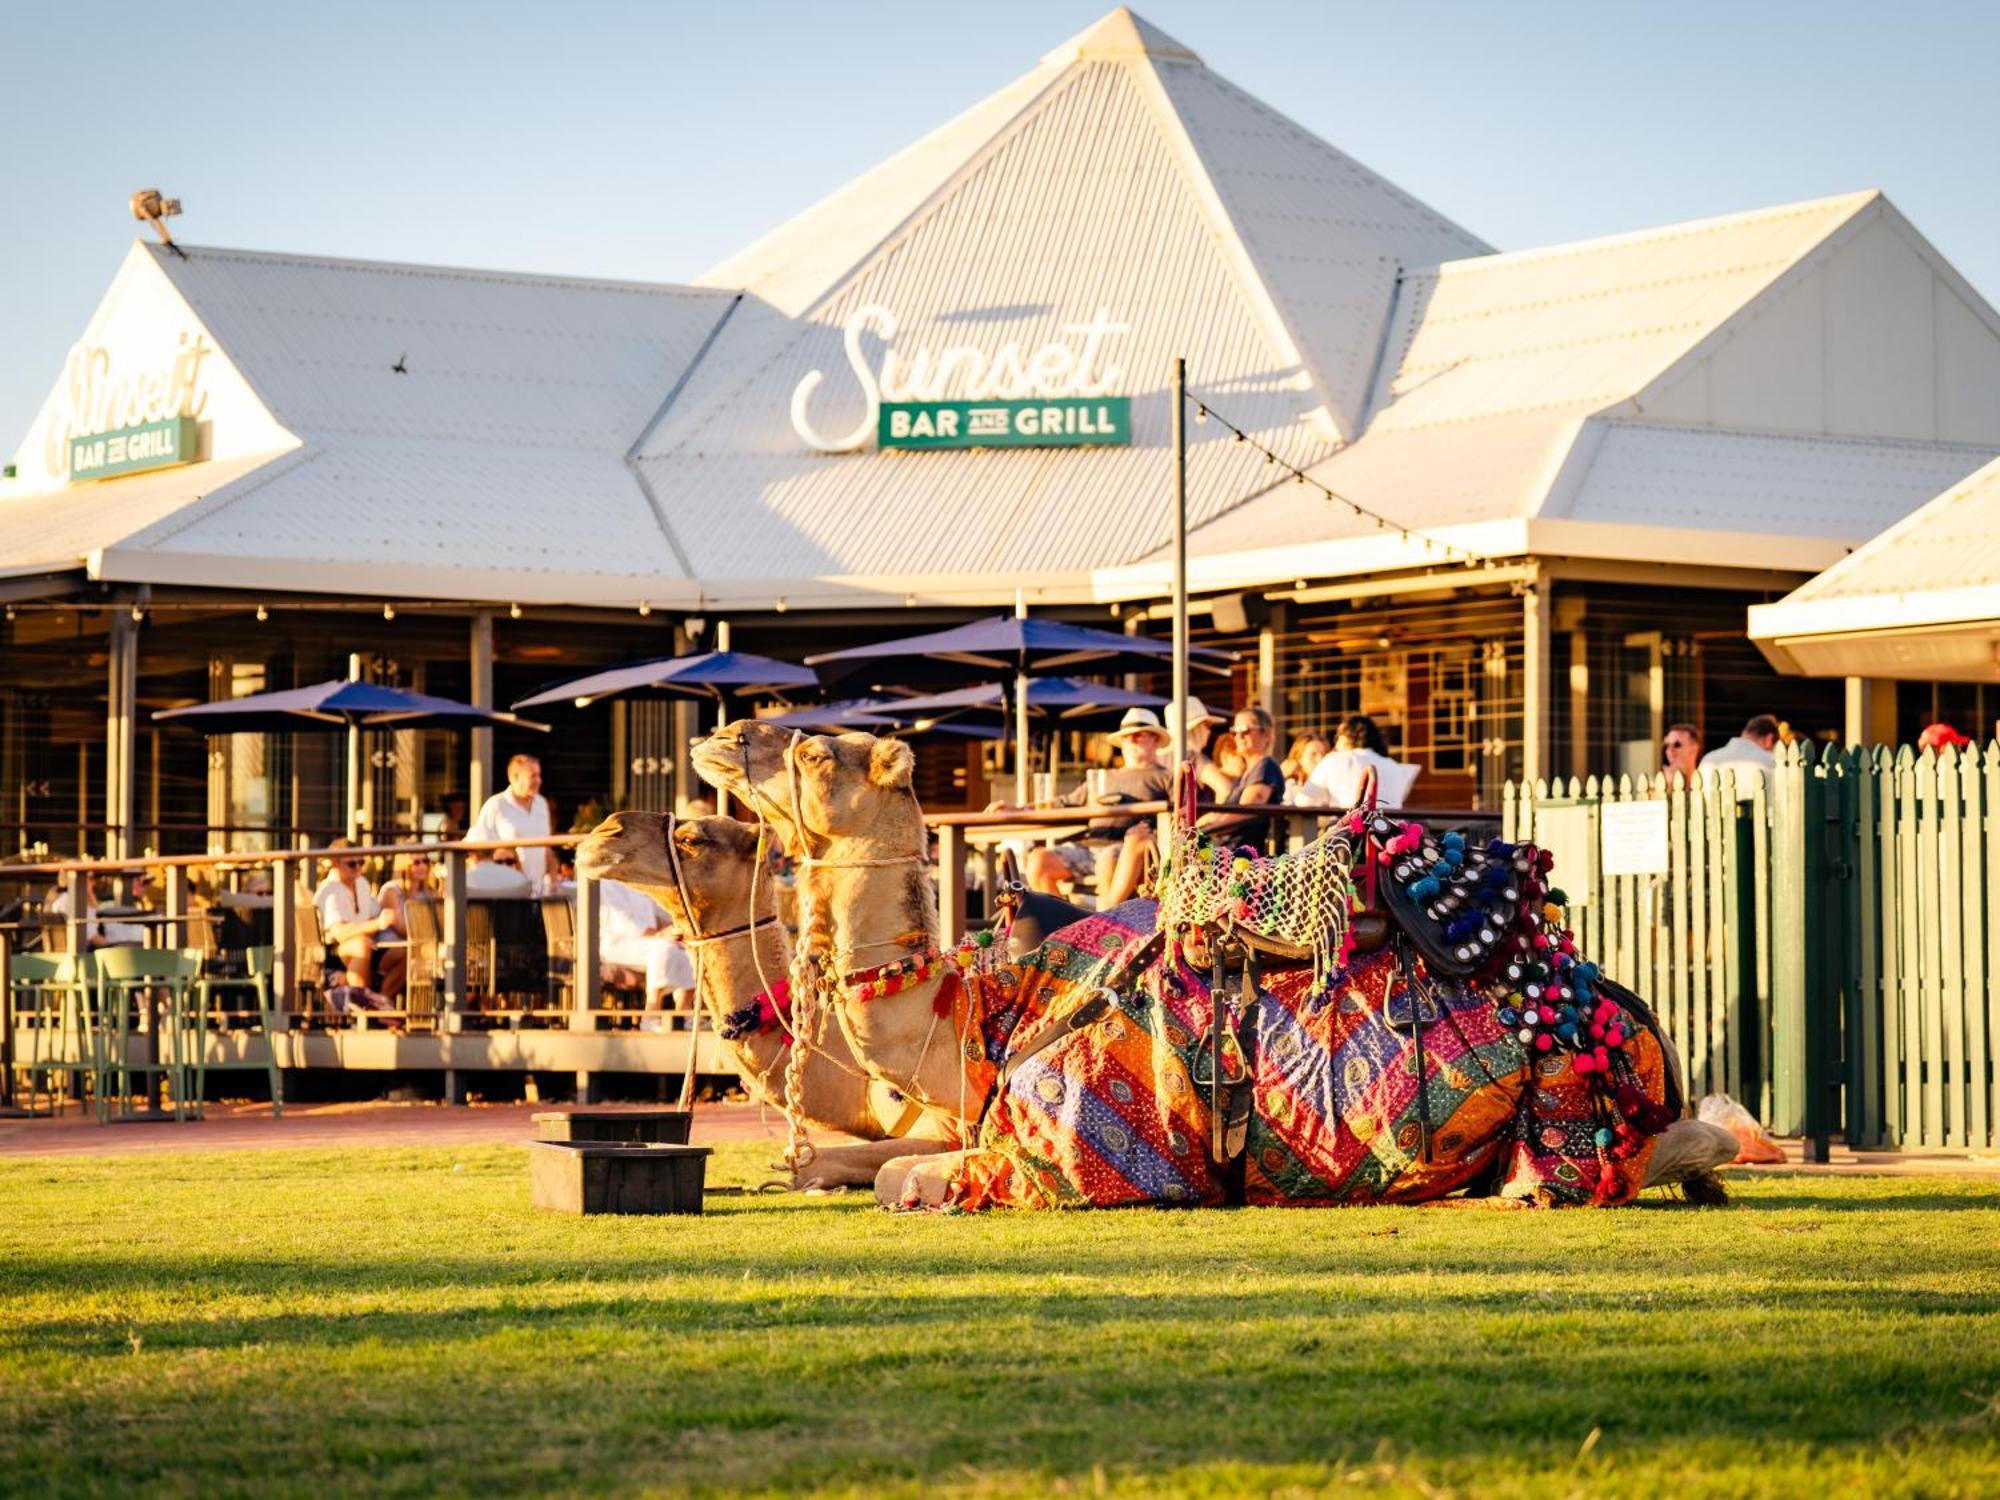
[1369,809,1675,1181]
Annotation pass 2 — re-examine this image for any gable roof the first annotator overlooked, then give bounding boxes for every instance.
[696,6,1488,443]
[1749,454,2000,679]
[1164,191,2000,590]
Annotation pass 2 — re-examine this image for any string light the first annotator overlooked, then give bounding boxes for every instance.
[255,605,269,622]
[637,600,652,617]
[382,603,397,621]
[509,602,523,620]
[774,597,789,614]
[1190,391,1482,569]
[130,603,144,622]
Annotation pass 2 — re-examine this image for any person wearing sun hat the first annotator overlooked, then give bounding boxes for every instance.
[1021,706,1174,908]
[1167,694,1233,799]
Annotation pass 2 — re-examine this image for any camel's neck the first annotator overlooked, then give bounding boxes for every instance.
[691,919,793,1092]
[796,840,976,1123]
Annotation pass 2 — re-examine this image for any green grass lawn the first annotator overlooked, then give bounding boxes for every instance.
[1,1145,1996,1498]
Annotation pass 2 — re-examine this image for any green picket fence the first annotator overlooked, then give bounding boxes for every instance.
[1506,743,2000,1152]
[1503,768,1774,1123]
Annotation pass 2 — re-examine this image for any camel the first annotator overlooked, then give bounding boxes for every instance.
[575,811,954,1187]
[692,724,984,1133]
[689,719,1735,1210]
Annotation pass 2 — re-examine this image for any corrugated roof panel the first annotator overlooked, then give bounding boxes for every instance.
[149,246,734,448]
[1147,54,1487,436]
[140,437,690,580]
[1174,411,1577,560]
[1562,421,1994,543]
[640,57,1337,585]
[1368,194,1875,432]
[0,450,294,574]
[1775,453,2000,603]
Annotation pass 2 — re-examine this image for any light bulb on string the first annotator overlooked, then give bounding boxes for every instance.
[1195,405,1207,424]
[383,603,396,621]
[130,604,144,623]
[255,605,269,622]
[637,600,652,617]
[509,602,523,620]
[774,597,789,614]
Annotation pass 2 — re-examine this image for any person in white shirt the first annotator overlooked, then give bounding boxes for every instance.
[312,839,403,1000]
[468,755,552,887]
[465,848,533,897]
[1301,715,1420,809]
[1699,714,1779,800]
[1699,715,1779,772]
[47,879,146,948]
[595,878,695,1015]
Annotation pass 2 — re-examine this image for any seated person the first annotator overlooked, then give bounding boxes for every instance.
[1008,707,1172,908]
[313,840,404,1004]
[466,848,533,897]
[1300,714,1419,808]
[595,877,696,1025]
[376,849,437,938]
[47,877,147,948]
[1281,733,1330,805]
[1199,706,1285,839]
[1169,695,1233,803]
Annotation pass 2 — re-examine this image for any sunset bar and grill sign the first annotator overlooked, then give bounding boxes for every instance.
[879,397,1130,449]
[68,415,197,482]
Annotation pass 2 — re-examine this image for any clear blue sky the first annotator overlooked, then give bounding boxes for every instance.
[5,0,1996,448]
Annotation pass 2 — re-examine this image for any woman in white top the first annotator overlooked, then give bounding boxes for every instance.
[596,878,695,1017]
[312,840,404,1000]
[47,881,146,948]
[376,849,437,939]
[1300,714,1420,809]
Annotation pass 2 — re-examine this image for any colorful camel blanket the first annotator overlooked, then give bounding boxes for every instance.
[940,900,1670,1212]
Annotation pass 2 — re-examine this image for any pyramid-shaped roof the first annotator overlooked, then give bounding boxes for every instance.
[694,6,1489,442]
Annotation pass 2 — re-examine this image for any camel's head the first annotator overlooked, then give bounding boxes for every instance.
[693,719,922,855]
[575,812,771,935]
[692,719,799,846]
[786,731,921,848]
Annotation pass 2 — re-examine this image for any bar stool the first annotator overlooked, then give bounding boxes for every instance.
[193,945,284,1117]
[92,947,202,1123]
[6,952,94,1115]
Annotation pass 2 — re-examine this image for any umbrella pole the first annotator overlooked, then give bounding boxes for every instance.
[1170,357,1190,771]
[346,652,364,840]
[1013,591,1031,805]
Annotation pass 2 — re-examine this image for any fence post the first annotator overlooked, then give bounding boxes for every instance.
[1769,743,1807,1138]
[937,822,964,944]
[1799,745,1844,1163]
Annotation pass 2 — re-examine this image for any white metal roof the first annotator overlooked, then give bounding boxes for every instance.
[1749,455,2000,680]
[4,8,2000,612]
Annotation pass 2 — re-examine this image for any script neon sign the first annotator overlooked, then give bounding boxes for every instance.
[46,332,212,477]
[790,303,1128,453]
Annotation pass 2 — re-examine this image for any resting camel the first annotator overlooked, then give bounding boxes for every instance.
[689,719,1735,1210]
[575,811,955,1187]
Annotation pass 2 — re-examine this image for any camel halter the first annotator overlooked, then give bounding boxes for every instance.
[658,813,784,950]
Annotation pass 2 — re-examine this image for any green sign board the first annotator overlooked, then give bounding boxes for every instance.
[67,416,197,484]
[878,397,1130,450]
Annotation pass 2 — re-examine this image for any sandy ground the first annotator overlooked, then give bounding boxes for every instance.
[0,1097,1994,1174]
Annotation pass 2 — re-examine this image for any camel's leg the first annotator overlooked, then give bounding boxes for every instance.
[793,1138,946,1191]
[873,1150,974,1207]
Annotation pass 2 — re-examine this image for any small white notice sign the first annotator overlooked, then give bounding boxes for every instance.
[1601,800,1669,877]
[1533,804,1597,905]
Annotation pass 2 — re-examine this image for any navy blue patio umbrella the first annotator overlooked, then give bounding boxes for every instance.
[155,679,548,839]
[807,615,1227,799]
[154,679,549,736]
[512,650,818,717]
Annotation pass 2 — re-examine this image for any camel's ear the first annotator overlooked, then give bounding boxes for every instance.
[867,736,916,789]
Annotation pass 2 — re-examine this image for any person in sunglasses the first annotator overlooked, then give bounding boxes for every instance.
[313,838,403,1003]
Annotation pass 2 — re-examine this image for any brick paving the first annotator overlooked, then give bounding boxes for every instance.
[0,1098,857,1159]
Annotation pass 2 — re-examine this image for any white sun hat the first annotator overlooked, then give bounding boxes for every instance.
[1106,706,1168,743]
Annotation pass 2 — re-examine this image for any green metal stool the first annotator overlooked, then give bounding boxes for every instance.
[7,953,95,1116]
[92,948,202,1123]
[193,945,284,1117]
